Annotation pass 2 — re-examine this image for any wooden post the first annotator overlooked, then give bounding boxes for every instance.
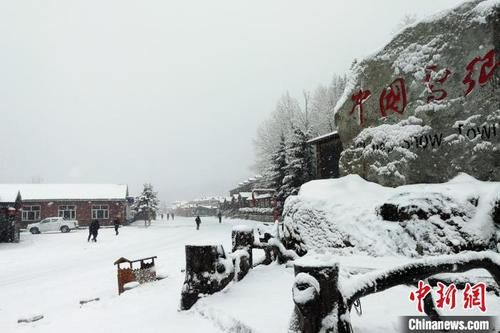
[180,245,234,310]
[232,226,254,266]
[290,263,351,333]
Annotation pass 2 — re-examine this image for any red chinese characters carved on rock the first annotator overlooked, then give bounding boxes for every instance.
[350,89,372,125]
[424,65,452,103]
[379,78,408,117]
[348,49,497,125]
[463,49,499,96]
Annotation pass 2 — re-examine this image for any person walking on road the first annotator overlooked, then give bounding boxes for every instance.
[114,219,120,236]
[195,216,201,230]
[167,213,170,221]
[88,219,100,242]
[217,211,222,223]
[171,212,175,220]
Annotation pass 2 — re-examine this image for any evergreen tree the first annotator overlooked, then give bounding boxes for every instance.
[264,133,287,196]
[132,183,159,228]
[281,127,314,199]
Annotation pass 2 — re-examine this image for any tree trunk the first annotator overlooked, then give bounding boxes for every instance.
[180,245,234,310]
[290,263,351,333]
[232,227,254,266]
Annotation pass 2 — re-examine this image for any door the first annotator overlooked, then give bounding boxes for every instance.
[38,219,51,232]
[48,218,60,232]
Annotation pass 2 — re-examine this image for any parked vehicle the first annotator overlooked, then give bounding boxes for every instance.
[27,217,79,234]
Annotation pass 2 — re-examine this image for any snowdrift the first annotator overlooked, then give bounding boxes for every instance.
[283,174,500,257]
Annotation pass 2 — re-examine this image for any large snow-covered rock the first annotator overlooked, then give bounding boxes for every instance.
[282,174,499,257]
[334,0,500,186]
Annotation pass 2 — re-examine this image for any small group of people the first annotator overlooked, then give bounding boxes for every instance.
[160,212,175,221]
[87,218,121,242]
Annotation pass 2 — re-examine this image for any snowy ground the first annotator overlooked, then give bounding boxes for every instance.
[0,216,498,333]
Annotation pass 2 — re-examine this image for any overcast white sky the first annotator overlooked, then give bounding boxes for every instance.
[0,0,465,204]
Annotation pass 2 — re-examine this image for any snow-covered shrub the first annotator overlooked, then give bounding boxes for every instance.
[283,174,499,257]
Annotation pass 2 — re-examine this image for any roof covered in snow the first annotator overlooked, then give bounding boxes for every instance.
[0,189,21,203]
[307,131,339,144]
[0,184,128,201]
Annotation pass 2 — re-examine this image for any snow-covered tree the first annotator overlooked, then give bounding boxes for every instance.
[252,74,345,176]
[263,133,287,196]
[281,127,314,198]
[132,183,159,228]
[253,93,301,173]
[309,74,346,136]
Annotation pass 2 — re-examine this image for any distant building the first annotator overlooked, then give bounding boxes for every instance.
[0,184,129,227]
[0,189,22,242]
[229,175,263,196]
[172,196,223,217]
[307,131,343,179]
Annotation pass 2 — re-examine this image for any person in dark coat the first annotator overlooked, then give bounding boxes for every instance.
[113,219,120,236]
[88,219,100,242]
[217,211,222,223]
[167,213,170,221]
[171,212,174,220]
[87,223,93,242]
[195,216,201,230]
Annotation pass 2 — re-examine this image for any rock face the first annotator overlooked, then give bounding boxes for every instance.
[334,0,500,186]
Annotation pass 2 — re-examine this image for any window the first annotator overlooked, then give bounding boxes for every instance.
[92,205,109,219]
[58,205,76,219]
[22,205,41,221]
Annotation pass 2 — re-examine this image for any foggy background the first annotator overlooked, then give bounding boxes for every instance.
[0,0,464,204]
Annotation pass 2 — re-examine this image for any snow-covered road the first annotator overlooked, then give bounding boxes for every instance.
[1,217,296,333]
[0,216,498,333]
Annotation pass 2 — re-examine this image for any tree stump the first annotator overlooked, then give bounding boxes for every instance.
[232,226,254,266]
[493,200,500,226]
[180,245,234,310]
[262,246,275,265]
[290,263,351,333]
[233,249,251,281]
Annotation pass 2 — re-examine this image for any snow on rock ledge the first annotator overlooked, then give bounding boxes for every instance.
[282,174,500,257]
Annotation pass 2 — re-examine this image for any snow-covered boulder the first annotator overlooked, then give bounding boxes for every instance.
[334,0,500,186]
[282,174,499,257]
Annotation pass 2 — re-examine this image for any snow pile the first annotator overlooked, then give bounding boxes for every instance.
[232,224,254,233]
[340,251,500,300]
[292,273,320,305]
[283,174,499,257]
[238,207,273,214]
